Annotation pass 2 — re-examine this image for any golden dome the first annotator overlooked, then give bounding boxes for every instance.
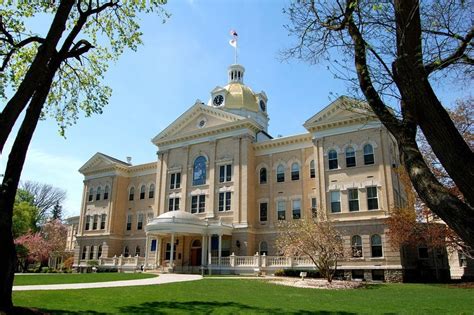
[222,82,259,112]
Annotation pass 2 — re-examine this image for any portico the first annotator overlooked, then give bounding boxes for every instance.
[144,210,233,271]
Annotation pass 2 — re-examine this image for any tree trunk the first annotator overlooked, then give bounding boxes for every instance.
[0,73,54,313]
[0,0,74,154]
[393,0,474,205]
[398,134,474,248]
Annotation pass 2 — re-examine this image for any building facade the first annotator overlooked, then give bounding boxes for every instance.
[74,63,422,281]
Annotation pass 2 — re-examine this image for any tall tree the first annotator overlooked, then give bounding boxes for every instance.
[283,0,474,248]
[20,181,66,222]
[0,2,168,311]
[51,201,62,221]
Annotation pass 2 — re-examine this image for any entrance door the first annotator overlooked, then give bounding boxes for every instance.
[190,240,202,266]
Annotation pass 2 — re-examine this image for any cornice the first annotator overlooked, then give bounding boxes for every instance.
[155,119,261,147]
[254,133,312,151]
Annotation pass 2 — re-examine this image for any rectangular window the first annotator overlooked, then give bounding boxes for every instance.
[147,212,153,223]
[85,215,90,230]
[367,187,379,210]
[165,243,176,260]
[150,239,157,252]
[137,213,144,230]
[96,191,101,201]
[88,192,93,202]
[277,172,285,182]
[292,199,301,219]
[170,173,181,189]
[330,191,341,213]
[277,200,286,220]
[126,214,132,231]
[100,214,106,229]
[168,197,180,211]
[348,189,359,212]
[218,192,232,211]
[191,195,206,213]
[219,164,232,183]
[259,203,268,222]
[92,214,98,230]
[311,197,317,218]
[310,168,315,178]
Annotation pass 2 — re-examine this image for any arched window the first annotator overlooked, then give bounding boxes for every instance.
[192,240,202,248]
[310,160,316,178]
[328,150,338,169]
[351,235,363,257]
[81,246,87,260]
[129,187,135,201]
[97,245,102,258]
[345,147,356,167]
[291,163,300,180]
[135,246,141,257]
[259,241,268,255]
[149,184,155,198]
[104,185,109,200]
[88,188,94,202]
[260,168,267,184]
[124,246,129,257]
[193,156,207,186]
[364,144,375,165]
[371,234,383,257]
[140,185,146,200]
[276,164,285,182]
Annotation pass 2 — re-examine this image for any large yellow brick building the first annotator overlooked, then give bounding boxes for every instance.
[73,63,437,281]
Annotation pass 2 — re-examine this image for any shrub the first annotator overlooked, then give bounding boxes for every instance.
[273,269,321,278]
[97,267,118,273]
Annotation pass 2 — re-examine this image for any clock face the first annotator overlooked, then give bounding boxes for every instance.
[213,95,224,106]
[259,100,266,111]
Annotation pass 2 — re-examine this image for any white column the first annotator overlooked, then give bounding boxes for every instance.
[201,235,206,266]
[218,234,222,266]
[170,234,175,269]
[208,234,212,266]
[144,235,150,270]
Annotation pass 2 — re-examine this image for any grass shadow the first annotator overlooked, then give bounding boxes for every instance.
[118,300,358,314]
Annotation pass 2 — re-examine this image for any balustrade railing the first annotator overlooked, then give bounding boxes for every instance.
[80,254,315,271]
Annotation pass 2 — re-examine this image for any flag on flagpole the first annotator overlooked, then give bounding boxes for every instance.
[229,39,237,48]
[230,29,238,37]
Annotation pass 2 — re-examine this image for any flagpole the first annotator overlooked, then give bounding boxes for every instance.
[235,45,237,64]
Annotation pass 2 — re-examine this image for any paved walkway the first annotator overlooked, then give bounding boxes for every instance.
[13,273,202,291]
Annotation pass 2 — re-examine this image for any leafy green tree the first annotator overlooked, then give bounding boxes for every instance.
[12,201,38,238]
[0,1,168,311]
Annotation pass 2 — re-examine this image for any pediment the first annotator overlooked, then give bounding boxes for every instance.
[152,101,246,144]
[304,96,378,131]
[79,153,129,174]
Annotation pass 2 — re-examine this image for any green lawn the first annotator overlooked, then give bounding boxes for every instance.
[13,279,474,314]
[14,273,156,286]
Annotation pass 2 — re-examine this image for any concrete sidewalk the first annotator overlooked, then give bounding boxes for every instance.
[13,273,202,291]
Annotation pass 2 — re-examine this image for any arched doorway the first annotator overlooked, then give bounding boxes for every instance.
[190,239,202,266]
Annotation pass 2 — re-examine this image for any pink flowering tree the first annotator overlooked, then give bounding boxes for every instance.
[14,232,50,271]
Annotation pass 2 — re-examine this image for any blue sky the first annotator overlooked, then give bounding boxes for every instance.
[0,0,468,218]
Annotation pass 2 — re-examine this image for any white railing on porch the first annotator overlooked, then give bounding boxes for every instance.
[78,253,316,272]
